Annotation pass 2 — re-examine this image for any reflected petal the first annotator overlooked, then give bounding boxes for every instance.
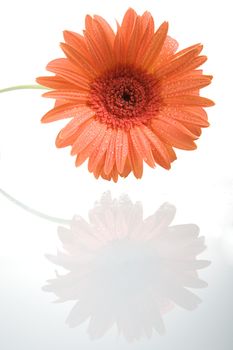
[43,192,210,341]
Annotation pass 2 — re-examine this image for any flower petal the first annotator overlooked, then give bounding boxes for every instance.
[155,36,179,68]
[163,144,177,162]
[120,8,137,48]
[159,107,209,127]
[157,117,200,139]
[43,90,89,103]
[159,75,213,97]
[121,158,132,178]
[128,134,143,178]
[41,104,92,123]
[36,76,77,90]
[56,111,95,145]
[93,17,115,60]
[88,128,113,172]
[104,129,117,175]
[115,129,129,173]
[63,31,90,57]
[92,154,106,179]
[60,43,98,79]
[130,127,155,167]
[46,58,91,88]
[140,125,171,169]
[162,95,215,107]
[141,11,155,34]
[56,119,92,148]
[94,15,115,45]
[154,45,205,79]
[83,17,114,72]
[151,119,197,150]
[71,120,106,155]
[141,22,169,71]
[114,27,126,65]
[181,123,202,137]
[127,17,143,64]
[135,20,155,64]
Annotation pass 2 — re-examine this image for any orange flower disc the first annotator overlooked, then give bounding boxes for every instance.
[37,8,214,182]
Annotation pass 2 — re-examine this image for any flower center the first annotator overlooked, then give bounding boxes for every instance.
[89,66,159,130]
[122,92,131,102]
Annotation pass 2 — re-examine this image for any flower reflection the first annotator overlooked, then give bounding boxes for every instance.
[43,192,210,341]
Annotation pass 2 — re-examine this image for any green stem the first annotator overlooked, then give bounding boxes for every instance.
[0,188,70,225]
[0,84,48,93]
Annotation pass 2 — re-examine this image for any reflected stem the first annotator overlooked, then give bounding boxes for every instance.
[0,188,70,225]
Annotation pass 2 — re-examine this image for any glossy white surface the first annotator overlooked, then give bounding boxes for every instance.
[0,0,232,349]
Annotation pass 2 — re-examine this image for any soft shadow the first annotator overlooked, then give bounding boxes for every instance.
[43,192,210,342]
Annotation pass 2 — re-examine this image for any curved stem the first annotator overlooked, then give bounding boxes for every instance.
[0,188,70,225]
[0,84,48,93]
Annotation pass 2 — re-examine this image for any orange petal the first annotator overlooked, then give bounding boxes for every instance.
[63,31,90,57]
[151,119,197,150]
[140,125,171,169]
[83,17,114,72]
[110,164,119,183]
[43,90,89,103]
[141,22,169,71]
[104,129,117,175]
[75,125,107,166]
[177,56,208,78]
[71,120,106,155]
[114,27,126,65]
[93,153,107,179]
[157,117,198,139]
[88,128,113,172]
[173,43,203,60]
[120,8,137,48]
[56,112,94,141]
[126,16,143,64]
[54,100,66,107]
[181,107,209,126]
[154,46,205,79]
[94,15,115,45]
[100,164,119,182]
[141,11,155,34]
[181,123,202,137]
[84,32,107,73]
[60,43,97,79]
[121,157,132,178]
[159,75,213,97]
[128,133,143,178]
[115,129,129,173]
[56,118,93,148]
[135,20,155,64]
[93,17,115,61]
[36,76,77,90]
[164,144,177,162]
[181,69,203,78]
[130,127,155,167]
[46,58,91,88]
[99,170,111,182]
[41,104,92,123]
[162,95,215,107]
[159,107,209,127]
[154,36,179,68]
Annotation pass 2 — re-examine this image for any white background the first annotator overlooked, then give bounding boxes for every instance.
[0,0,232,349]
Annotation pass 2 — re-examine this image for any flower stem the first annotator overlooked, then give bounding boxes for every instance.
[0,188,70,225]
[0,84,48,93]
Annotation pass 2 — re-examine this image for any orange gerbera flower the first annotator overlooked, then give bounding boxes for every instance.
[37,8,214,181]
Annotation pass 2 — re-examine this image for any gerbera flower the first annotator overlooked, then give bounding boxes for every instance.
[37,8,214,181]
[43,192,210,341]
